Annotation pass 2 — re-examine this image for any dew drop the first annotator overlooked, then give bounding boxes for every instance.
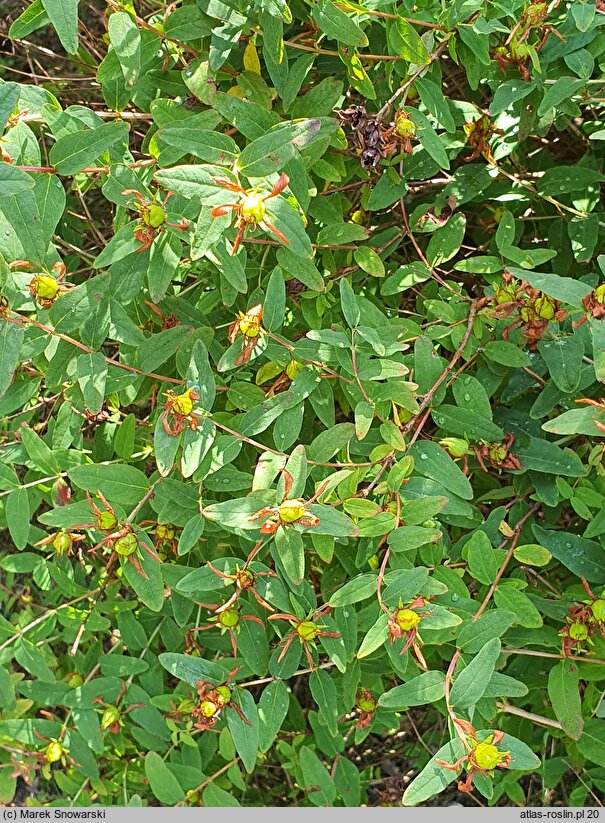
[464,394,471,402]
[565,542,572,548]
[420,453,428,460]
[451,593,459,602]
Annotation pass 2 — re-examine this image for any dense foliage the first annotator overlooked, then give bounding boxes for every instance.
[1,0,605,808]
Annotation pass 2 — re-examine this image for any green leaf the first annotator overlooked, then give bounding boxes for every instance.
[538,78,585,117]
[6,488,30,550]
[158,653,230,686]
[41,0,79,53]
[379,671,446,708]
[309,669,339,734]
[572,2,595,31]
[49,121,130,175]
[357,612,389,659]
[466,530,498,584]
[308,422,355,462]
[532,526,605,584]
[0,322,25,398]
[153,417,181,477]
[306,504,358,537]
[493,586,542,628]
[238,119,323,177]
[108,12,141,87]
[258,679,290,753]
[538,165,605,196]
[402,739,466,806]
[203,784,241,806]
[538,337,583,393]
[450,638,501,710]
[312,1,368,47]
[392,18,430,64]
[138,326,192,374]
[0,188,49,265]
[591,316,605,383]
[484,341,531,368]
[542,407,605,437]
[227,689,259,773]
[156,126,238,164]
[0,83,19,133]
[415,77,455,132]
[20,427,59,475]
[69,463,150,507]
[456,610,516,653]
[144,752,183,805]
[515,437,587,477]
[76,352,107,415]
[299,745,337,806]
[329,574,377,607]
[387,525,442,552]
[339,278,360,328]
[410,441,473,500]
[273,525,305,584]
[513,544,552,566]
[263,267,286,332]
[0,163,35,197]
[431,405,504,442]
[406,107,449,169]
[9,1,50,39]
[354,247,385,277]
[576,718,605,765]
[548,660,583,740]
[122,536,164,612]
[426,214,466,266]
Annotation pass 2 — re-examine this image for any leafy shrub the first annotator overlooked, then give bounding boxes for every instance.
[1,0,605,808]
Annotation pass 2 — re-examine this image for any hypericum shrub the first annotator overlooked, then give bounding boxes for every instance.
[1,0,605,808]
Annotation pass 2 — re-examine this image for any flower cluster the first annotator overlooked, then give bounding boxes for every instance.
[492,273,567,346]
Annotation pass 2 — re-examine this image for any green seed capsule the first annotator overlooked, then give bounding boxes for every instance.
[45,741,65,764]
[297,620,320,642]
[474,741,502,770]
[395,608,421,632]
[241,193,266,223]
[53,532,71,554]
[569,622,589,641]
[279,499,306,523]
[146,204,167,228]
[218,609,240,628]
[101,706,121,730]
[114,533,138,556]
